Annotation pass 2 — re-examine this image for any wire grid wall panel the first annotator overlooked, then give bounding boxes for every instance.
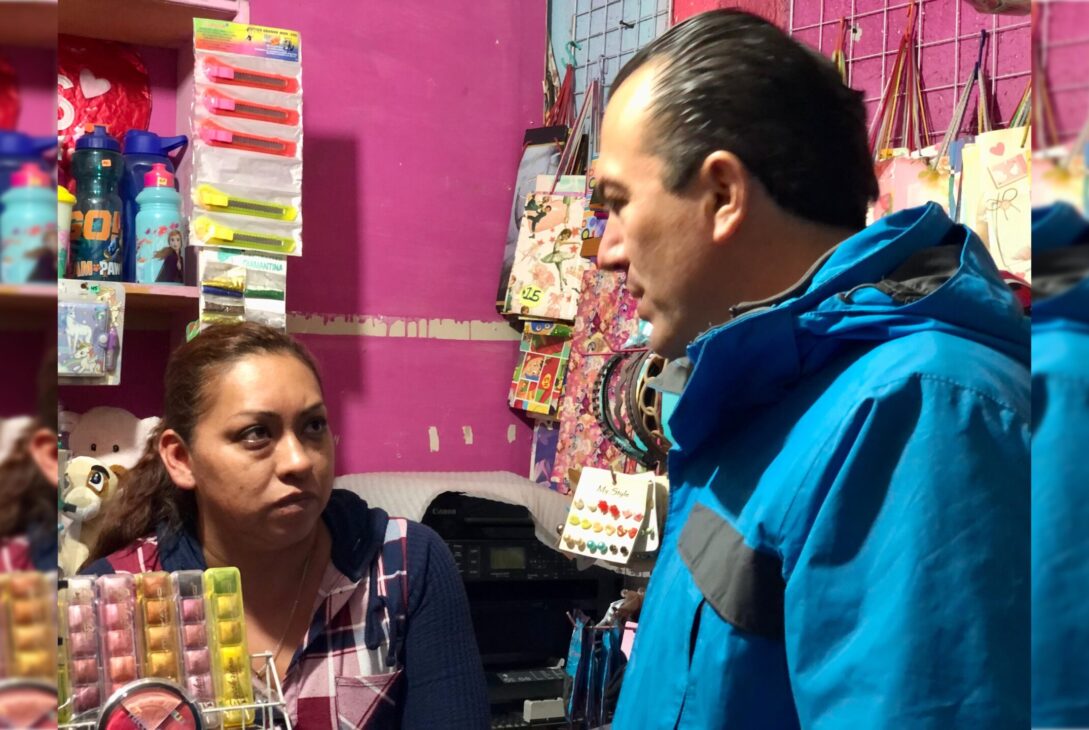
[1039,1,1089,143]
[570,0,673,111]
[789,0,1031,149]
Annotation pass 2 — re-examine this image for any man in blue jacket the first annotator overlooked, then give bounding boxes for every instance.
[1030,203,1089,728]
[595,10,1029,729]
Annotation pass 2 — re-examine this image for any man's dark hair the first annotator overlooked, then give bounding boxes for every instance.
[612,10,878,231]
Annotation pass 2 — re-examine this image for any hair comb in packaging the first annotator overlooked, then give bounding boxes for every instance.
[198,121,296,158]
[202,55,299,93]
[192,217,296,254]
[201,89,299,126]
[196,184,297,221]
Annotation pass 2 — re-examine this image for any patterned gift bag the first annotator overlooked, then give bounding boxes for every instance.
[548,265,642,494]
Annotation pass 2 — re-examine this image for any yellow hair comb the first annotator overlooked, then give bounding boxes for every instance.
[193,216,296,254]
[196,184,298,221]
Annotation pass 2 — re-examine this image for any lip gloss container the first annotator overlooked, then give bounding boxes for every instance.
[63,577,103,717]
[95,573,140,698]
[5,572,55,681]
[136,572,181,683]
[172,570,215,705]
[204,567,254,728]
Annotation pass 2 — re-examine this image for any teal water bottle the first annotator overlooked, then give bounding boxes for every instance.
[71,125,124,281]
[0,162,56,283]
[134,163,184,284]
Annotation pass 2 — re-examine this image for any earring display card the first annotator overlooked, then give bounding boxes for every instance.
[197,247,287,331]
[558,468,662,565]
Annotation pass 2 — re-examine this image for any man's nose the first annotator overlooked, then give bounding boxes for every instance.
[597,216,628,271]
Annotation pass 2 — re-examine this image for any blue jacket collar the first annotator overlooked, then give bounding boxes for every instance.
[671,203,1028,454]
[1032,204,1089,330]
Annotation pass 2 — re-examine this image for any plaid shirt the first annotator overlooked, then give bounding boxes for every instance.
[83,491,490,729]
[0,535,31,572]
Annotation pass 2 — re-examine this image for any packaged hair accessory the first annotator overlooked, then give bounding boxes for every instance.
[58,279,126,385]
[191,20,303,257]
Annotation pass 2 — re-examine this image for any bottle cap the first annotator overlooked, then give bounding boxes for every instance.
[143,163,175,188]
[9,162,51,188]
[75,125,121,152]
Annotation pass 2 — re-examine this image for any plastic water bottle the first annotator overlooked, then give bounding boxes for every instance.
[0,163,56,283]
[0,131,55,200]
[121,130,187,282]
[135,163,184,284]
[71,126,124,281]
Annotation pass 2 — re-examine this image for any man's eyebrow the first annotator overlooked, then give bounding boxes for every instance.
[598,178,630,199]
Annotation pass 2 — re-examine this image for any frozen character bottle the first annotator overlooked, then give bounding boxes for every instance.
[57,185,76,278]
[121,130,187,281]
[0,131,55,199]
[70,126,124,281]
[0,162,56,283]
[135,163,184,284]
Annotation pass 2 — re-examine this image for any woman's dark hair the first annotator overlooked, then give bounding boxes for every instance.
[0,343,58,538]
[89,323,323,561]
[611,9,878,230]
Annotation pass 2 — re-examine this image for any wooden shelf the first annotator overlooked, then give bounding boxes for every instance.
[53,279,196,331]
[121,281,199,330]
[0,283,54,329]
[59,0,248,48]
[0,0,57,49]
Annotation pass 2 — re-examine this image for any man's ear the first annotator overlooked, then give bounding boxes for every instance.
[159,429,196,491]
[28,427,58,489]
[699,150,749,246]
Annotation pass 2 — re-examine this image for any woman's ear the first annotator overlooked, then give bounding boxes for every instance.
[159,429,196,490]
[28,427,58,489]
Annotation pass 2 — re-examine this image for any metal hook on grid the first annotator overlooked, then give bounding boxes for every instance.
[566,40,581,68]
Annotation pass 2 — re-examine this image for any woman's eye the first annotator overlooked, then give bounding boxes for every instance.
[304,417,328,436]
[240,426,271,444]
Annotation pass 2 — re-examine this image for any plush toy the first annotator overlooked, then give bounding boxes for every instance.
[58,455,123,575]
[61,406,159,469]
[57,407,159,575]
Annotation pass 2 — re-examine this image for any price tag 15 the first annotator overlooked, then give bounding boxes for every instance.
[519,285,543,307]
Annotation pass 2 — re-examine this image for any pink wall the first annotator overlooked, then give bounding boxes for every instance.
[674,0,788,28]
[1,46,55,137]
[256,2,543,474]
[140,46,180,140]
[59,4,545,476]
[1040,2,1089,142]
